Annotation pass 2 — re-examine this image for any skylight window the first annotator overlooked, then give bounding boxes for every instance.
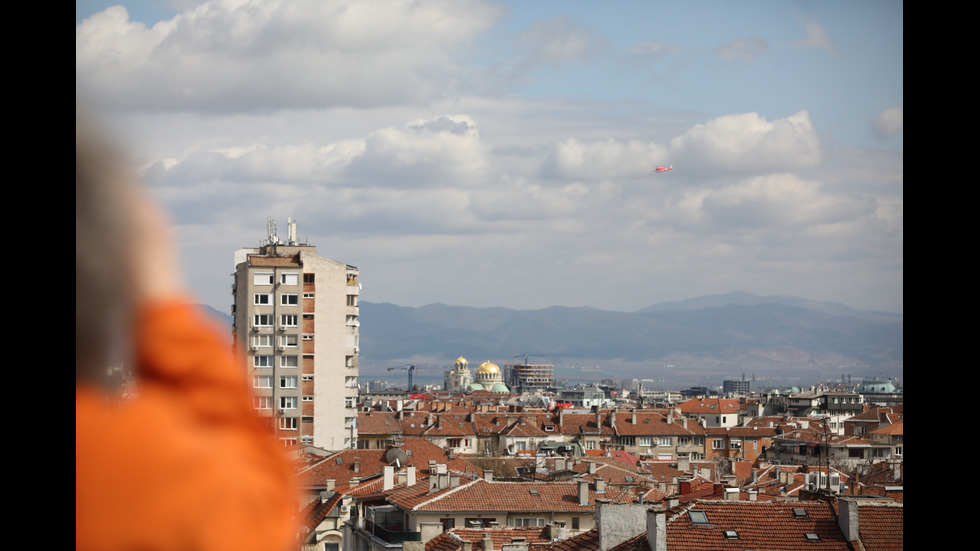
[793,508,809,518]
[689,510,709,525]
[529,489,539,495]
[805,533,820,542]
[723,530,738,539]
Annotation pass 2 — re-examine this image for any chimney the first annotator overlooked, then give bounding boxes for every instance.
[578,478,589,506]
[595,477,606,494]
[353,460,360,473]
[462,542,473,551]
[555,458,566,472]
[631,410,637,424]
[450,473,460,488]
[723,487,739,500]
[483,534,494,551]
[678,477,692,495]
[747,490,758,501]
[597,503,649,550]
[548,523,567,541]
[646,505,667,551]
[383,465,394,491]
[407,466,416,487]
[326,479,335,491]
[838,498,860,543]
[396,399,403,412]
[484,470,494,482]
[587,461,597,475]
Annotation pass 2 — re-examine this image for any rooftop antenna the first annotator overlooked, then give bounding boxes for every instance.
[266,216,280,245]
[287,217,298,246]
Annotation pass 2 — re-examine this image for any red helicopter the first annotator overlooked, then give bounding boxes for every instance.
[654,165,673,173]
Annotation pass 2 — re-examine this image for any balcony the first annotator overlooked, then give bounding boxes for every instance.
[362,506,421,545]
[364,520,421,544]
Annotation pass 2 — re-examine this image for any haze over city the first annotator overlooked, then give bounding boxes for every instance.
[76,0,903,316]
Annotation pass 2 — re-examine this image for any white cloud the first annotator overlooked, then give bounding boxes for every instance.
[698,173,874,230]
[714,37,768,64]
[871,106,903,139]
[627,40,679,59]
[76,0,505,111]
[791,15,841,58]
[350,115,489,187]
[517,15,609,65]
[541,138,664,180]
[669,111,821,175]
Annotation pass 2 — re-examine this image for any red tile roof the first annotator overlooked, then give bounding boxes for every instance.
[426,527,554,551]
[605,500,850,551]
[855,502,903,551]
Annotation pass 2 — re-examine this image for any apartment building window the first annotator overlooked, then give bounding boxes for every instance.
[638,437,653,447]
[280,376,298,389]
[253,376,272,388]
[253,293,271,305]
[280,438,297,446]
[281,273,299,286]
[694,437,705,446]
[678,437,691,446]
[729,440,742,450]
[253,396,273,409]
[253,355,273,368]
[302,375,313,382]
[303,292,315,299]
[346,295,357,307]
[281,293,299,305]
[280,314,298,327]
[280,396,297,410]
[252,334,273,348]
[512,518,544,527]
[253,314,273,327]
[571,517,580,530]
[301,435,314,445]
[713,439,725,449]
[619,436,635,446]
[345,397,355,409]
[658,437,673,446]
[280,356,298,368]
[303,334,315,341]
[302,396,313,402]
[253,273,274,285]
[303,273,315,283]
[279,417,298,430]
[281,334,298,347]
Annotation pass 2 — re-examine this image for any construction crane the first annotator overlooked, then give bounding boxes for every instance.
[387,364,445,391]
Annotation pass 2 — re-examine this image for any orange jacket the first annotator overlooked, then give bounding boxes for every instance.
[77,300,296,551]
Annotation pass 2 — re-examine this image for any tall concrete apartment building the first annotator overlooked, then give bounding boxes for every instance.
[232,219,359,450]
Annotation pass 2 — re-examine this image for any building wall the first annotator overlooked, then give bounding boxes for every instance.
[233,242,359,450]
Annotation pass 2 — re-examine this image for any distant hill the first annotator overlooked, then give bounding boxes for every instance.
[203,294,903,385]
[358,293,902,384]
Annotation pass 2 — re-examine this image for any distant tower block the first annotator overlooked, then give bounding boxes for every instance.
[232,218,360,449]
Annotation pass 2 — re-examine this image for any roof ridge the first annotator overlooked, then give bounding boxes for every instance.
[411,478,482,511]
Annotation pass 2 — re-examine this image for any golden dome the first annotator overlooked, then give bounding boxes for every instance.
[477,360,500,375]
[455,356,469,368]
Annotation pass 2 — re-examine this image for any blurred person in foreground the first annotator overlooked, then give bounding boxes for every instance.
[76,113,297,551]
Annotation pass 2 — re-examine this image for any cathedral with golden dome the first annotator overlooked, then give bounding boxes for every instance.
[443,356,509,394]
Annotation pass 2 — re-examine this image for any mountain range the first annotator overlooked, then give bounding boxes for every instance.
[204,292,903,387]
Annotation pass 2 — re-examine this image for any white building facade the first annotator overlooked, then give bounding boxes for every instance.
[233,219,359,450]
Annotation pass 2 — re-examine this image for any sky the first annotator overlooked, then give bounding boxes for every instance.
[77,0,903,315]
